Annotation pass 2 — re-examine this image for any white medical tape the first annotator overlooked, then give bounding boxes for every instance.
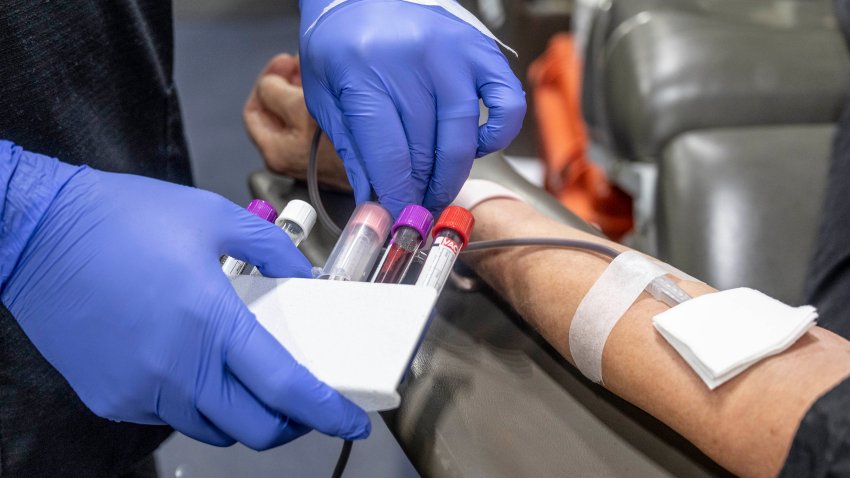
[451,179,522,211]
[655,261,701,284]
[304,0,518,57]
[569,250,670,384]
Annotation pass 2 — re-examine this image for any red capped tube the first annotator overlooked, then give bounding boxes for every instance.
[414,206,474,294]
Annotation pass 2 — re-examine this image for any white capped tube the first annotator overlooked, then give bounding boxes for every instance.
[250,200,318,277]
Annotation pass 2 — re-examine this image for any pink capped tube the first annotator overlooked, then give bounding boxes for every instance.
[319,202,392,281]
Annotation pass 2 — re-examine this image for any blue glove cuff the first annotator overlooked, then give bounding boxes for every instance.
[0,141,83,289]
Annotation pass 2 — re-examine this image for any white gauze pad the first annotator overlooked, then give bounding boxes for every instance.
[304,0,518,57]
[569,251,672,384]
[653,288,817,389]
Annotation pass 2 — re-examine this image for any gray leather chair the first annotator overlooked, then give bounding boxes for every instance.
[249,154,731,477]
[582,0,848,303]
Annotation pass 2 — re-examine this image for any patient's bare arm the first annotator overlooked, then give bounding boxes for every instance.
[462,198,850,478]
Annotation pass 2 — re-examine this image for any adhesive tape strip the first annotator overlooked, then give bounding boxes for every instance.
[656,262,701,284]
[452,179,523,211]
[569,251,670,384]
[304,0,518,57]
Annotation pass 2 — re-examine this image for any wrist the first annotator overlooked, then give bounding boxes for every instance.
[0,141,83,289]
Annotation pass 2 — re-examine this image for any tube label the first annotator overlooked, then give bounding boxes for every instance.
[415,235,461,293]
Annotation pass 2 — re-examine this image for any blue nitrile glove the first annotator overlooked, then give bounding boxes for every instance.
[0,141,370,450]
[299,0,526,217]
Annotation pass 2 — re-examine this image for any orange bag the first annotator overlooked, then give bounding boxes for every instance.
[528,33,633,240]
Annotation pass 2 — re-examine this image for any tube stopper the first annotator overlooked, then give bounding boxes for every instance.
[432,206,474,248]
[392,205,434,244]
[246,199,277,223]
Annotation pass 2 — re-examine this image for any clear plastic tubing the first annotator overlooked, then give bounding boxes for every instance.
[319,202,392,282]
[415,206,475,294]
[249,200,318,277]
[222,199,277,278]
[371,205,433,284]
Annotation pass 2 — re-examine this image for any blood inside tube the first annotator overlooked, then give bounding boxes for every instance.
[372,226,423,284]
[374,243,414,283]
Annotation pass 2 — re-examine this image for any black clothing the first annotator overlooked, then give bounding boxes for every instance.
[803,0,850,342]
[0,0,192,185]
[779,1,850,476]
[780,378,850,478]
[0,1,188,476]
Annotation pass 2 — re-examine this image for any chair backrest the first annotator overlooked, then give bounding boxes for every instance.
[657,125,834,304]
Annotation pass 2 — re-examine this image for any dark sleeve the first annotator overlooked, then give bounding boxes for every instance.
[779,377,850,478]
[803,0,850,338]
[803,98,850,340]
[781,3,850,476]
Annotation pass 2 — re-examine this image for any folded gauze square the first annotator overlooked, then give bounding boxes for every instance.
[652,288,817,390]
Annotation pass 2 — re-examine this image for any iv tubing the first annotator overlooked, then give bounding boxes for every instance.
[309,128,343,237]
[306,127,692,306]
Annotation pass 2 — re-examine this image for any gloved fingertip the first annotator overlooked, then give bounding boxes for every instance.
[425,204,445,218]
[258,247,312,279]
[380,198,406,220]
[423,182,461,213]
[344,164,372,206]
[353,415,372,440]
[477,89,527,155]
[339,407,371,441]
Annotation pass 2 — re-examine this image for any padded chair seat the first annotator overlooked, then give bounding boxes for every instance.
[657,125,834,304]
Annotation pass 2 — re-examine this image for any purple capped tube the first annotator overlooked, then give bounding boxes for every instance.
[371,205,433,284]
[221,199,277,278]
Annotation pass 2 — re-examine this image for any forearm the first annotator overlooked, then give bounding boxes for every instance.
[463,199,850,478]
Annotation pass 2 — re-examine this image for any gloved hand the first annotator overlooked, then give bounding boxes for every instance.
[299,0,526,217]
[0,142,370,450]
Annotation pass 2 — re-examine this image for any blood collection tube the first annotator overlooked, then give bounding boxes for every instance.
[319,202,392,281]
[277,200,317,247]
[249,200,318,277]
[415,206,474,294]
[371,205,433,284]
[222,199,277,278]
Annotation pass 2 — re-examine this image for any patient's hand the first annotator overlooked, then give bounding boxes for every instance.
[244,53,351,191]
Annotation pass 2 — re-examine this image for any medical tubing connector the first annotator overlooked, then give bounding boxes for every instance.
[372,205,433,284]
[319,202,392,282]
[222,199,277,278]
[645,275,692,307]
[249,200,318,277]
[415,206,474,294]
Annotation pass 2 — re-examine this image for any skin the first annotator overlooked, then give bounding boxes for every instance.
[244,54,352,191]
[464,199,850,478]
[242,66,850,477]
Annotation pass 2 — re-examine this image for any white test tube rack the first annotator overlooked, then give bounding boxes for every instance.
[230,276,438,412]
